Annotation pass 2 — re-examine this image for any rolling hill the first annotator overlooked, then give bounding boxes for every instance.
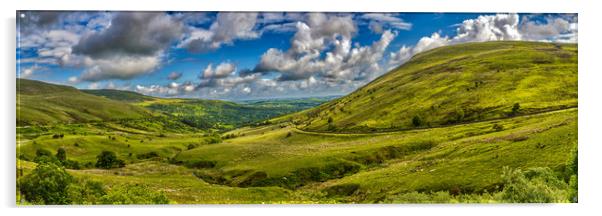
[18,79,333,130]
[17,79,151,126]
[16,41,578,204]
[82,89,155,103]
[289,41,577,132]
[137,97,332,131]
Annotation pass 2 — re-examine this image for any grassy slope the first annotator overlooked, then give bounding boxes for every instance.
[82,89,155,103]
[18,108,573,203]
[174,109,575,195]
[16,41,578,204]
[289,41,577,132]
[17,79,151,126]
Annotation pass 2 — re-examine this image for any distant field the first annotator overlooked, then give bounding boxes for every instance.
[136,97,333,131]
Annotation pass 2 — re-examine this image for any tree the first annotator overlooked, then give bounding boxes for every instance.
[34,149,59,165]
[36,148,53,158]
[566,146,578,203]
[511,103,521,115]
[95,151,125,169]
[412,115,423,127]
[19,163,74,204]
[56,148,67,162]
[500,166,568,203]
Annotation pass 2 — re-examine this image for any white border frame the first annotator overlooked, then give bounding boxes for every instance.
[3,1,601,216]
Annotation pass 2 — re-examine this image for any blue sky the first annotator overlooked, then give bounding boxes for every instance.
[17,12,577,100]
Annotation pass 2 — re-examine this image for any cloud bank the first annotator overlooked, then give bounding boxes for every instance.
[17,12,577,100]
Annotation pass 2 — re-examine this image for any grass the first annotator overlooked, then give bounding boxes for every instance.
[17,108,576,203]
[17,123,210,165]
[17,79,151,126]
[16,41,578,204]
[286,41,577,133]
[136,97,331,131]
[175,108,576,195]
[82,89,155,103]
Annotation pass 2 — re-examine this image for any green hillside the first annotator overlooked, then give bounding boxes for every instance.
[138,97,331,131]
[16,41,578,204]
[291,41,577,132]
[82,89,155,103]
[17,79,151,126]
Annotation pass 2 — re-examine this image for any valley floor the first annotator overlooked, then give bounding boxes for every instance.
[17,107,577,204]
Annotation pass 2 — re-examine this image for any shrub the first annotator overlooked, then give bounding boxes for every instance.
[187,143,199,150]
[136,151,160,160]
[185,160,217,169]
[500,166,568,203]
[56,148,66,162]
[36,148,53,158]
[454,108,465,122]
[99,184,169,204]
[324,183,360,196]
[34,156,60,165]
[235,171,269,187]
[67,179,106,204]
[223,134,237,139]
[567,147,578,176]
[492,124,504,131]
[63,159,81,170]
[327,124,337,131]
[207,136,222,144]
[566,146,578,203]
[412,115,423,127]
[18,163,74,204]
[511,103,521,115]
[95,151,125,169]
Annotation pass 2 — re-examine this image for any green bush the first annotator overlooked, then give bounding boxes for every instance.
[99,184,169,204]
[511,103,521,115]
[18,163,74,204]
[207,136,222,144]
[36,148,53,158]
[492,124,504,131]
[500,167,568,203]
[34,156,60,165]
[566,147,578,203]
[95,151,125,169]
[63,159,81,170]
[67,179,106,204]
[136,151,160,159]
[56,148,67,162]
[324,183,360,197]
[383,191,501,203]
[185,160,217,169]
[412,115,423,127]
[187,143,199,150]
